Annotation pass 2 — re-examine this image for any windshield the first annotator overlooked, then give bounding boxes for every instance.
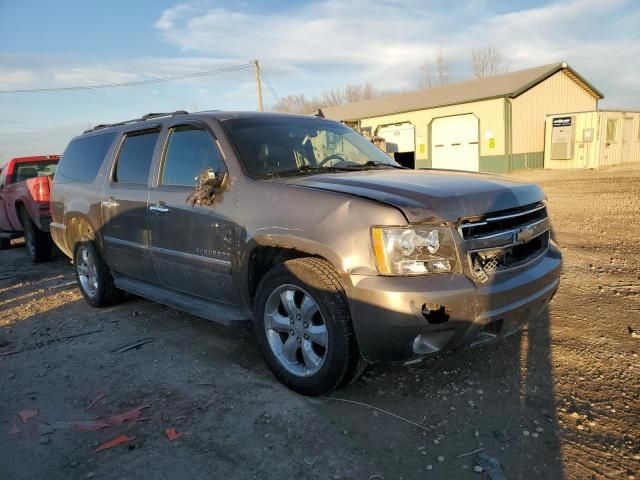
[222,115,400,179]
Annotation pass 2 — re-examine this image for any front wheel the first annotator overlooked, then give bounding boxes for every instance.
[253,258,366,395]
[73,241,123,307]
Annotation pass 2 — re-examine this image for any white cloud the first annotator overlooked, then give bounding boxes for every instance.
[154,3,196,31]
[0,0,638,118]
[0,68,36,90]
[52,67,138,86]
[153,0,443,86]
[0,55,254,92]
[151,0,640,106]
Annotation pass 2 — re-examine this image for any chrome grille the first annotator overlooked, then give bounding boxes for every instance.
[459,202,550,282]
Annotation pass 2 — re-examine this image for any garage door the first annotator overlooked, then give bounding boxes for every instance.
[431,114,479,171]
[377,123,415,153]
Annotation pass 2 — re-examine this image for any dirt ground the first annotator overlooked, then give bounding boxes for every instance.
[1,165,639,480]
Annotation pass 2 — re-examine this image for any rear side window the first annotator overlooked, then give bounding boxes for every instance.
[114,130,159,184]
[161,126,224,186]
[56,132,116,184]
[14,161,58,182]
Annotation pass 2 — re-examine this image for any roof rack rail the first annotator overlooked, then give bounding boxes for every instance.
[141,111,188,120]
[84,110,188,133]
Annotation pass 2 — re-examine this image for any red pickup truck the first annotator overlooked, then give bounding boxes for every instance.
[0,155,59,261]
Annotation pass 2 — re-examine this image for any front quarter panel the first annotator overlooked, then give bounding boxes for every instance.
[236,179,407,296]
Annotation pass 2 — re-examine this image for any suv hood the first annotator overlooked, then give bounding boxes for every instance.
[276,169,545,223]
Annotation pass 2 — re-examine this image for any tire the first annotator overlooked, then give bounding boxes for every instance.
[0,238,10,250]
[19,207,52,262]
[73,240,123,307]
[253,257,366,396]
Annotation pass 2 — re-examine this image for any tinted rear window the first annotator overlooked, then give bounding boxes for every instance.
[56,133,116,184]
[113,130,159,184]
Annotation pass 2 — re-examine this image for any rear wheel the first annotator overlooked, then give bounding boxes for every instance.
[19,207,52,262]
[253,258,366,395]
[73,240,123,307]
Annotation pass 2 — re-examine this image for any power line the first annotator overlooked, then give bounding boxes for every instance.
[263,74,279,100]
[260,67,280,101]
[0,62,254,94]
[262,74,278,100]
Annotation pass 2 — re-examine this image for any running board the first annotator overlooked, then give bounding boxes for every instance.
[113,274,249,326]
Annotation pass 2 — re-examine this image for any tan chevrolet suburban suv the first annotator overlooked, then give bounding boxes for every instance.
[51,111,561,395]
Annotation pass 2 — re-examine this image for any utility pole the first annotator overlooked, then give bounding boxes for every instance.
[254,59,264,112]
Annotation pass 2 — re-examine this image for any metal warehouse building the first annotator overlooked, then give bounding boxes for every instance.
[324,62,603,173]
[545,110,640,169]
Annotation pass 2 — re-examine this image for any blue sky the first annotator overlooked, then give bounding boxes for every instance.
[1,0,639,162]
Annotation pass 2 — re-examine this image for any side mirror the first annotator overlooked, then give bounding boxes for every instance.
[195,168,228,189]
[187,169,229,206]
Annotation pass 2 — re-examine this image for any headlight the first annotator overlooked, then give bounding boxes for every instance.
[371,225,459,275]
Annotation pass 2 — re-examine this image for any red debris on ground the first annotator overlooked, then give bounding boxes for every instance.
[18,409,38,424]
[86,393,106,410]
[94,434,134,452]
[165,427,183,441]
[108,405,149,426]
[8,422,20,434]
[71,405,149,432]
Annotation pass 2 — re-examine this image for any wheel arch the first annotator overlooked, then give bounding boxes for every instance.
[241,235,349,308]
[14,199,27,229]
[64,213,99,260]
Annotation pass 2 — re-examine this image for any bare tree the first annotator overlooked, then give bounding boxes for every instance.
[471,47,511,79]
[343,82,377,103]
[320,87,344,107]
[420,51,451,88]
[271,82,384,114]
[270,94,320,114]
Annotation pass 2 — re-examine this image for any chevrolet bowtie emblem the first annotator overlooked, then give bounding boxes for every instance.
[515,225,536,244]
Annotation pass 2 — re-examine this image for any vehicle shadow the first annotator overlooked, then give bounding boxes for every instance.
[0,252,563,480]
[1,197,565,479]
[326,306,563,479]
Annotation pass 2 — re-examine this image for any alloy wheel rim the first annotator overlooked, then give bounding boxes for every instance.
[264,284,328,377]
[77,246,98,297]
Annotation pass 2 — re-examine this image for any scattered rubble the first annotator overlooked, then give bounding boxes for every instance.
[18,409,38,424]
[94,435,134,452]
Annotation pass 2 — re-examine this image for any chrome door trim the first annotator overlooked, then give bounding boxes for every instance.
[103,235,148,251]
[149,245,232,268]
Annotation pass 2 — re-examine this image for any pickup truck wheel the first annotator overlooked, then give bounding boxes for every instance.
[19,207,52,262]
[74,241,123,307]
[253,258,365,395]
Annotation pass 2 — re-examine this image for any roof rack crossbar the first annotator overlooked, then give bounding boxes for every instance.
[84,110,189,133]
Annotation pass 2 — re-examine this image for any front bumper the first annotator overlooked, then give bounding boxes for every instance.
[347,243,561,363]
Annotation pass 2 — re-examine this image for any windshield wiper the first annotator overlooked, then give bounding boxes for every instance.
[342,160,408,170]
[264,165,353,178]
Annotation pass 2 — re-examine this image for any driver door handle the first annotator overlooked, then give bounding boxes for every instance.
[149,203,170,214]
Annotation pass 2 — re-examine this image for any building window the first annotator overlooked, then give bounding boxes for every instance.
[606,119,617,143]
